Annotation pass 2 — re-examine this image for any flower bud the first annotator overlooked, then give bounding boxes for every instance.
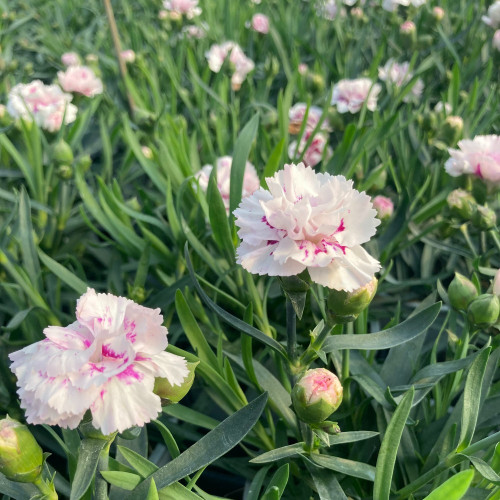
[472,205,497,231]
[439,115,463,145]
[448,273,478,311]
[0,416,43,483]
[468,294,500,328]
[446,189,477,220]
[400,21,417,48]
[291,368,343,424]
[56,164,73,180]
[127,284,147,304]
[373,196,394,221]
[76,154,92,173]
[327,277,377,324]
[141,145,153,159]
[433,7,445,22]
[154,361,198,403]
[52,139,74,165]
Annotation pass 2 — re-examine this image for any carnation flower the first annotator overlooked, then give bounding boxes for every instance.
[61,52,80,66]
[251,13,269,34]
[378,59,424,102]
[373,195,394,220]
[483,1,500,28]
[9,289,188,435]
[288,103,331,134]
[493,30,500,50]
[58,66,103,98]
[445,135,500,185]
[163,0,201,18]
[288,131,333,168]
[6,80,77,132]
[182,24,207,39]
[195,156,260,213]
[234,163,381,291]
[229,45,255,90]
[331,78,381,114]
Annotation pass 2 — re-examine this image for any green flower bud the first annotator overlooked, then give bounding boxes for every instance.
[327,277,377,324]
[0,416,43,483]
[56,164,73,180]
[399,21,417,48]
[468,294,500,328]
[448,273,478,311]
[291,368,343,424]
[52,139,73,165]
[76,154,92,173]
[127,285,147,304]
[439,115,463,145]
[446,189,477,220]
[154,361,199,404]
[472,205,497,231]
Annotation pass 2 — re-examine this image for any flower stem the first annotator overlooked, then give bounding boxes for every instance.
[95,441,112,500]
[286,297,297,364]
[33,476,58,500]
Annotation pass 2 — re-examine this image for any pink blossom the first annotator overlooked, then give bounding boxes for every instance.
[229,45,255,90]
[493,30,500,51]
[288,131,333,168]
[251,13,269,34]
[373,195,394,220]
[445,135,500,185]
[298,63,308,75]
[182,24,206,39]
[400,20,416,34]
[331,78,381,114]
[288,103,331,134]
[9,289,188,435]
[58,66,103,98]
[163,0,201,18]
[61,52,80,66]
[195,156,260,214]
[205,42,235,73]
[378,59,424,102]
[234,163,381,291]
[296,368,343,406]
[120,50,136,63]
[483,1,500,28]
[6,80,77,132]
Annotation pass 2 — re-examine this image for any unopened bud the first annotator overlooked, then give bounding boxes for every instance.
[56,164,73,180]
[76,154,92,173]
[291,368,343,424]
[433,7,445,21]
[472,205,497,231]
[448,273,478,311]
[307,73,325,91]
[53,139,74,165]
[327,277,377,324]
[447,189,476,220]
[351,7,364,20]
[154,361,198,403]
[440,116,463,145]
[141,146,153,159]
[127,284,147,304]
[373,196,394,221]
[0,416,43,483]
[400,21,417,48]
[468,294,500,328]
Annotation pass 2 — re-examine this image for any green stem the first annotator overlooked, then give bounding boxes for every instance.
[95,441,112,500]
[342,349,350,403]
[286,298,297,364]
[33,476,58,500]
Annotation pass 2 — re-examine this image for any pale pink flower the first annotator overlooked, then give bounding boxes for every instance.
[493,30,500,50]
[163,0,201,18]
[373,195,394,220]
[182,24,206,39]
[58,66,103,98]
[331,78,381,113]
[6,80,77,132]
[298,63,308,75]
[288,103,331,134]
[61,52,80,66]
[378,59,424,102]
[234,163,381,291]
[445,135,500,185]
[9,289,188,435]
[483,1,500,28]
[229,45,255,90]
[195,156,260,213]
[288,131,333,168]
[120,50,136,64]
[251,13,269,34]
[205,42,234,73]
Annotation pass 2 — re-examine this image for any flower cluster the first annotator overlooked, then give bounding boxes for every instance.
[331,78,381,114]
[234,163,381,291]
[163,0,201,19]
[205,42,255,90]
[9,289,188,435]
[6,80,77,132]
[195,156,260,213]
[378,59,424,103]
[445,135,500,185]
[58,66,103,98]
[382,0,426,11]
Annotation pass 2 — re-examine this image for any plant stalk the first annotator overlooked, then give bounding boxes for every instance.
[95,441,112,500]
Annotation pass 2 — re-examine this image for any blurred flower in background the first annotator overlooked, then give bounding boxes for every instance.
[58,65,103,97]
[331,78,381,113]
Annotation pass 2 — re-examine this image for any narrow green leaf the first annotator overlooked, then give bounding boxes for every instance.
[175,290,219,370]
[323,303,441,351]
[70,438,109,500]
[328,431,379,446]
[229,114,259,216]
[38,249,88,295]
[117,446,158,478]
[306,462,348,500]
[311,454,376,482]
[101,471,141,490]
[250,443,306,464]
[422,470,474,500]
[153,420,180,459]
[262,139,285,188]
[146,479,159,500]
[184,245,287,358]
[457,347,491,452]
[246,465,270,500]
[0,473,38,500]
[160,482,206,500]
[128,393,268,497]
[373,386,415,500]
[464,455,500,485]
[262,464,289,499]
